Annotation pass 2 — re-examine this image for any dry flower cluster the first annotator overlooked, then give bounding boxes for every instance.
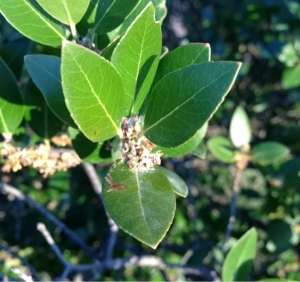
[0,135,81,177]
[120,115,163,170]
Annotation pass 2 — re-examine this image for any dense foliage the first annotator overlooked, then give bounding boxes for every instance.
[0,0,299,281]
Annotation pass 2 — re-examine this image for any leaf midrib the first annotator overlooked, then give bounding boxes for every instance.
[94,0,116,31]
[23,0,65,39]
[71,52,119,131]
[144,67,233,133]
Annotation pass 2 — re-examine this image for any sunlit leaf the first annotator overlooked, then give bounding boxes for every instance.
[207,136,235,163]
[36,0,89,25]
[230,106,251,148]
[0,0,65,46]
[222,228,257,282]
[111,3,161,114]
[61,41,126,142]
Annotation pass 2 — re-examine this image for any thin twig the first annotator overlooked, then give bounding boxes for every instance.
[0,183,98,258]
[37,222,103,280]
[82,163,119,261]
[222,166,244,251]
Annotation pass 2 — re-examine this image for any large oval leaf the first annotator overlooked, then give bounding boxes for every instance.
[251,142,290,165]
[0,0,65,46]
[69,127,112,164]
[0,57,24,134]
[24,80,63,138]
[24,55,76,128]
[94,0,140,34]
[36,0,89,25]
[61,41,126,142]
[103,162,176,248]
[222,228,258,282]
[144,62,241,148]
[230,106,251,148]
[111,3,162,115]
[207,136,235,163]
[154,123,207,157]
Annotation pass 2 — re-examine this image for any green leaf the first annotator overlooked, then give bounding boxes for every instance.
[230,106,251,148]
[144,62,241,148]
[207,136,235,163]
[36,0,89,25]
[192,140,206,159]
[251,142,290,165]
[154,123,207,158]
[222,227,258,282]
[0,0,65,46]
[94,0,140,34]
[153,43,211,87]
[159,167,188,197]
[61,41,126,142]
[282,65,300,89]
[76,0,98,35]
[24,55,77,128]
[111,3,161,115]
[0,57,24,134]
[0,37,31,80]
[24,80,63,138]
[119,0,167,35]
[69,127,112,163]
[103,162,176,248]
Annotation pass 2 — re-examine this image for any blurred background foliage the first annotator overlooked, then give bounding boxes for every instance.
[1,0,300,281]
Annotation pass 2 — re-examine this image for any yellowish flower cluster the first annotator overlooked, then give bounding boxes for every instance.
[0,137,81,178]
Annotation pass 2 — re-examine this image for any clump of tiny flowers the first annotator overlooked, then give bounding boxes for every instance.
[0,134,81,177]
[119,115,163,170]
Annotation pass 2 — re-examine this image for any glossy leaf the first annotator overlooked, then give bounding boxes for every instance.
[153,43,211,87]
[154,123,207,157]
[111,3,161,114]
[159,167,188,197]
[119,0,167,35]
[144,62,241,147]
[251,142,290,165]
[24,80,63,138]
[230,106,251,148]
[24,55,76,128]
[61,41,126,142]
[222,228,258,282]
[103,162,176,248]
[36,0,89,25]
[0,0,65,46]
[94,0,140,34]
[0,57,24,134]
[193,140,206,159]
[207,136,235,163]
[69,128,112,163]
